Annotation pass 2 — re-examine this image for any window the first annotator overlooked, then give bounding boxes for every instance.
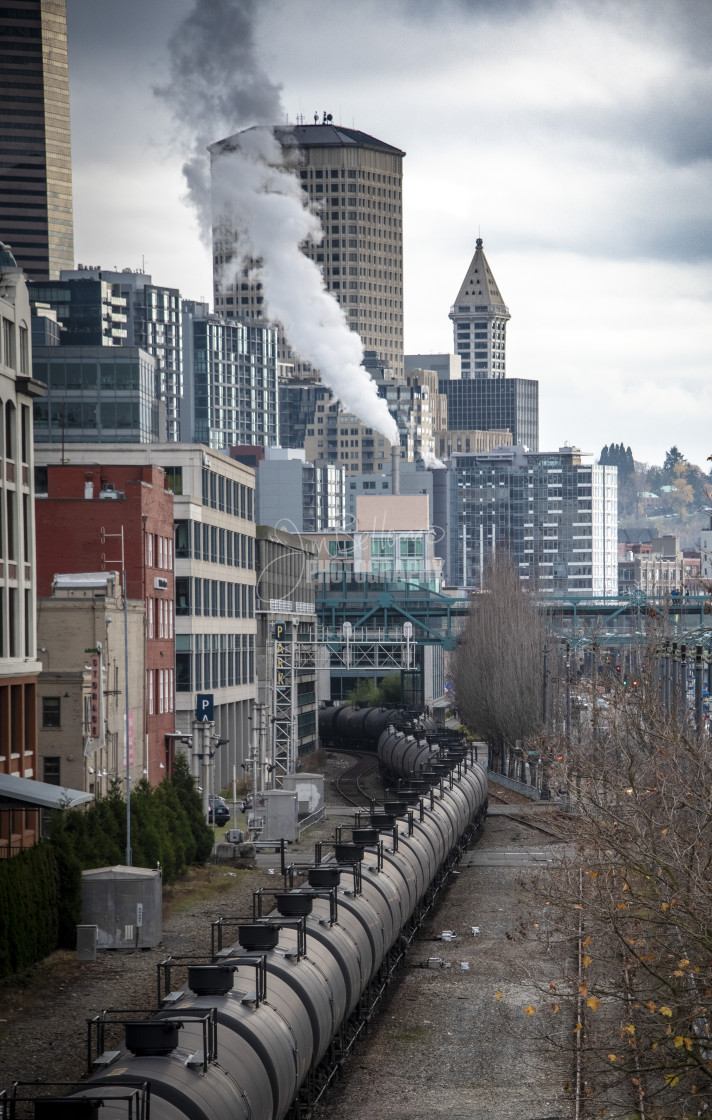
[43,757,61,785]
[42,696,61,728]
[400,537,423,558]
[328,539,354,558]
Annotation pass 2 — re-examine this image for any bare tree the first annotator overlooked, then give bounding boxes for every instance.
[521,655,712,1117]
[452,561,547,770]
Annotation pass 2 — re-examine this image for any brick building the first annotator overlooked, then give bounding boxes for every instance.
[34,463,175,784]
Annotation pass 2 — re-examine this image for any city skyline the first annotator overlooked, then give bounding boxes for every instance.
[63,0,712,468]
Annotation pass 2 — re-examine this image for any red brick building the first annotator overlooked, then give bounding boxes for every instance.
[35,464,175,785]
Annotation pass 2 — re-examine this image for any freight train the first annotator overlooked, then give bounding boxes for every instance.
[2,717,487,1120]
[319,704,472,785]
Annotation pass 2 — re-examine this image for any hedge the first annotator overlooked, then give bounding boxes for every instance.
[0,756,213,980]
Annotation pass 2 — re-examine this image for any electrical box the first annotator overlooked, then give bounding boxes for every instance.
[282,773,324,816]
[76,924,98,962]
[81,865,162,950]
[250,790,299,842]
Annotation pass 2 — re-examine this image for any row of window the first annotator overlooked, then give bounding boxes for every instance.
[147,668,174,715]
[201,468,253,519]
[147,596,174,640]
[176,634,255,692]
[146,533,172,571]
[175,520,255,568]
[175,577,255,619]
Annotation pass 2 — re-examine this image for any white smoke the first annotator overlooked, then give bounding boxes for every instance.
[157,0,399,445]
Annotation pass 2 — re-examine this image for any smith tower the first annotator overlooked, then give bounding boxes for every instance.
[0,1,74,280]
[449,238,510,379]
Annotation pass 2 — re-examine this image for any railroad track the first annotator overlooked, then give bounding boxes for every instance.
[331,750,381,808]
[488,788,566,840]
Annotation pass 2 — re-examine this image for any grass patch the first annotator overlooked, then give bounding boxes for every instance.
[162,864,256,915]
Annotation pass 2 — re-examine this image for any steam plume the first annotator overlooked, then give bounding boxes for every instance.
[157,0,399,444]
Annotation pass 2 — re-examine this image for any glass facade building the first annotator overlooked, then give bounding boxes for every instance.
[446,446,618,595]
[32,346,160,443]
[445,378,539,452]
[0,1,74,280]
[182,301,278,451]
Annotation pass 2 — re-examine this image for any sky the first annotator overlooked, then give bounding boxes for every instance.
[65,0,712,471]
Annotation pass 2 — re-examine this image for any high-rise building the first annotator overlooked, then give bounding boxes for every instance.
[181,300,278,451]
[30,268,184,440]
[0,1,74,280]
[211,122,405,378]
[441,445,618,594]
[448,238,510,378]
[445,378,539,451]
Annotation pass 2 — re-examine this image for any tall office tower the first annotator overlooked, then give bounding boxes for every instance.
[0,1,74,280]
[181,301,279,451]
[448,238,510,378]
[211,122,406,378]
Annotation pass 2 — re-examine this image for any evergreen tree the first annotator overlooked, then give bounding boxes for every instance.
[663,445,685,476]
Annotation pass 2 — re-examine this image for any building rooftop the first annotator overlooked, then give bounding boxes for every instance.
[211,123,405,158]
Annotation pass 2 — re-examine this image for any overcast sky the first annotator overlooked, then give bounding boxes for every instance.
[66,0,712,471]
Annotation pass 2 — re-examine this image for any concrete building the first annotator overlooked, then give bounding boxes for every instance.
[404,367,448,433]
[0,243,45,853]
[345,459,435,529]
[0,1,74,280]
[211,122,405,378]
[37,572,147,795]
[618,532,688,597]
[181,300,278,451]
[35,443,259,792]
[442,445,618,594]
[256,448,346,533]
[34,461,175,784]
[405,353,461,391]
[445,377,539,452]
[310,494,440,582]
[435,428,513,458]
[448,238,510,379]
[31,345,162,443]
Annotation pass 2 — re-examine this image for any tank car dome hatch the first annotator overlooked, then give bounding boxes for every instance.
[308,866,340,889]
[188,963,236,995]
[370,813,396,829]
[238,923,280,951]
[124,1019,183,1056]
[275,892,314,916]
[350,827,379,844]
[334,842,365,862]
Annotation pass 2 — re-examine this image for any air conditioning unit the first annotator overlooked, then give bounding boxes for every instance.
[154,577,168,590]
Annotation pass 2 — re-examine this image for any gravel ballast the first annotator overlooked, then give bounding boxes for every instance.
[0,778,572,1119]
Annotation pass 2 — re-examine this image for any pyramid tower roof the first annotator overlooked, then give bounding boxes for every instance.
[453,238,509,316]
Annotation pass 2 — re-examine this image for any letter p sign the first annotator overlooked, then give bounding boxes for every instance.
[196,693,214,722]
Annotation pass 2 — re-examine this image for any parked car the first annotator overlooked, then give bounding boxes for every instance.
[208,795,230,826]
